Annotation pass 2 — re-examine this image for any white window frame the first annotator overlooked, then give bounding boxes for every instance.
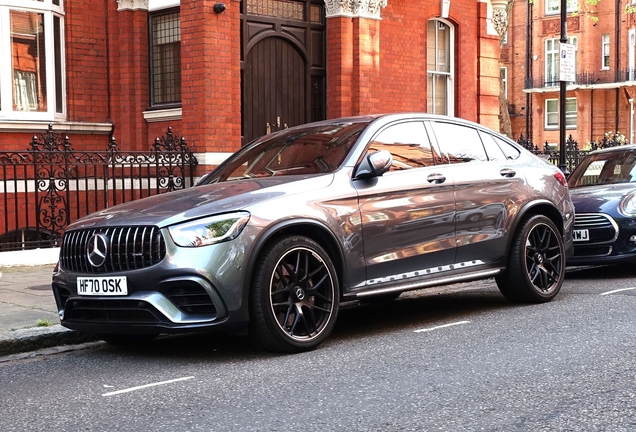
[545,97,577,129]
[602,34,610,70]
[0,0,65,122]
[546,0,578,15]
[427,18,455,116]
[500,66,508,99]
[545,36,577,87]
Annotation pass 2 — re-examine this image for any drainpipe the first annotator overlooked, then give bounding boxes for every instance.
[526,0,533,140]
[616,0,621,132]
[630,99,634,144]
[591,90,594,143]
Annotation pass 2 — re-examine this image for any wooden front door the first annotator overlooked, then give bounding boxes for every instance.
[241,0,326,144]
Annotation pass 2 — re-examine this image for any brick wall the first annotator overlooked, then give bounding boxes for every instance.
[1,0,501,154]
[504,0,636,147]
[180,0,242,154]
[326,0,500,128]
[65,0,110,124]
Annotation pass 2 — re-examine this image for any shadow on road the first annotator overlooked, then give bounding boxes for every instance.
[95,284,518,360]
[565,264,633,281]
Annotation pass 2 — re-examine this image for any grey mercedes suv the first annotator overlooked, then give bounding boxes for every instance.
[52,113,574,352]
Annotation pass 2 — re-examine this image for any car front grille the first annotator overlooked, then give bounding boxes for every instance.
[573,213,618,244]
[59,226,166,273]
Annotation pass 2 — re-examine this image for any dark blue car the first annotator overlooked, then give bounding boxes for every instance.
[568,145,636,265]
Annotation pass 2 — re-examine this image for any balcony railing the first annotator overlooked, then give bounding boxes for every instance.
[525,68,636,90]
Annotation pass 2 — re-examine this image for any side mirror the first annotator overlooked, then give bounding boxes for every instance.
[355,150,393,179]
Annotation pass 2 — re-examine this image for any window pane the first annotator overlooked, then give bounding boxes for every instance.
[431,122,488,163]
[546,99,558,127]
[54,15,63,113]
[494,136,521,160]
[370,122,439,170]
[427,19,453,116]
[151,11,181,105]
[11,10,47,112]
[479,132,507,161]
[247,0,305,21]
[566,98,577,127]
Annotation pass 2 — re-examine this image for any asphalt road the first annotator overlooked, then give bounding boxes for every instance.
[1,265,635,431]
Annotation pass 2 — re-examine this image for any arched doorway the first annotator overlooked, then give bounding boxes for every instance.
[241,0,326,144]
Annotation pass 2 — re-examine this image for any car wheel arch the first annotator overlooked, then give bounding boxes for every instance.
[242,219,347,306]
[507,200,566,249]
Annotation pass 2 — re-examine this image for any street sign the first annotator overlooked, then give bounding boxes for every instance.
[560,42,576,82]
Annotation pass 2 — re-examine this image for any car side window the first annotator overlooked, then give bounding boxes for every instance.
[430,122,488,163]
[493,136,521,160]
[369,121,440,171]
[478,131,507,161]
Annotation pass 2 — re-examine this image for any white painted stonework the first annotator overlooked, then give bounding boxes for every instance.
[324,0,388,19]
[117,0,149,11]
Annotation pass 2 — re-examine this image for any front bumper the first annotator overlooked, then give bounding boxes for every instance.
[52,228,252,335]
[567,216,636,266]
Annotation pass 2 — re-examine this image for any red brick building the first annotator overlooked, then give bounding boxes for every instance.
[1,0,502,161]
[0,0,508,250]
[503,0,636,147]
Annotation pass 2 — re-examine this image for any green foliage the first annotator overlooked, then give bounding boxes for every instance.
[37,319,53,327]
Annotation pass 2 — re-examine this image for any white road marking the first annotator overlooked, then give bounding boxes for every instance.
[600,287,636,296]
[102,376,194,397]
[414,320,471,333]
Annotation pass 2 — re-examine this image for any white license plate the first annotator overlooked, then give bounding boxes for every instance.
[77,276,128,296]
[573,229,589,242]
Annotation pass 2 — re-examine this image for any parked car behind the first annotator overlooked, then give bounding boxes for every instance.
[51,113,574,353]
[567,145,636,265]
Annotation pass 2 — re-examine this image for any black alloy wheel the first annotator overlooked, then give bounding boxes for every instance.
[496,214,565,303]
[249,235,340,353]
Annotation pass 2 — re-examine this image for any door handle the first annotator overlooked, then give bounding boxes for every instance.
[500,168,516,178]
[427,173,446,184]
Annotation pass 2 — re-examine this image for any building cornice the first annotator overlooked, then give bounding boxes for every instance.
[325,0,388,19]
[117,0,149,11]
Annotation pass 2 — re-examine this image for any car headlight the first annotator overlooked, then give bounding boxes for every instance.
[619,193,636,217]
[168,212,250,247]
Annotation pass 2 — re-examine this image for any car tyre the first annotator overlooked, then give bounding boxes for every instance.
[496,214,565,303]
[249,235,340,353]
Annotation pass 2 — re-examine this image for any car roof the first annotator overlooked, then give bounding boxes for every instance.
[588,144,636,155]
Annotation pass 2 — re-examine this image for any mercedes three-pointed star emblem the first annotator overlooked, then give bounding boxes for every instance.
[87,233,109,267]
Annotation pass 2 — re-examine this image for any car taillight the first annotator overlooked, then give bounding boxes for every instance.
[553,171,567,187]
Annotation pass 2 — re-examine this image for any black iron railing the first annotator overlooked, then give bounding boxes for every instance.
[525,68,636,90]
[517,133,622,173]
[0,125,198,252]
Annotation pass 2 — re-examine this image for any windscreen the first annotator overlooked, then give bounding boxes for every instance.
[199,121,370,184]
[568,149,636,188]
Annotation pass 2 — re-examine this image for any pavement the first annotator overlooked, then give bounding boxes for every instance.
[0,248,99,356]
